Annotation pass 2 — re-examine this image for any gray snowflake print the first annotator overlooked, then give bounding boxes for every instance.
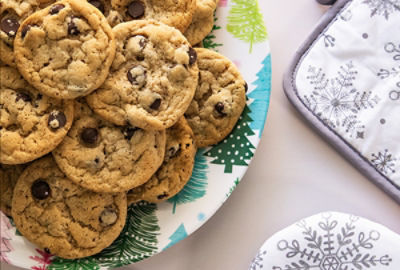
[249,250,267,270]
[371,149,397,175]
[322,34,336,48]
[272,213,392,270]
[378,42,400,100]
[378,42,400,80]
[363,0,400,20]
[302,62,380,138]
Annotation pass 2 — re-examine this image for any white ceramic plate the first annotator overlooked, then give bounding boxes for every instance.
[1,1,271,268]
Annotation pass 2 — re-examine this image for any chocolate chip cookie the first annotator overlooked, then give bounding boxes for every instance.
[0,163,28,216]
[86,0,123,27]
[111,0,196,32]
[0,0,55,67]
[127,117,196,204]
[185,48,246,147]
[184,0,216,45]
[52,100,166,193]
[11,156,127,259]
[13,0,116,99]
[0,65,74,164]
[86,20,199,130]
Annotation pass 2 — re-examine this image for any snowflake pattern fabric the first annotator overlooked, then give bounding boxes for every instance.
[249,212,400,270]
[362,0,400,20]
[371,149,397,175]
[295,0,400,188]
[303,62,379,137]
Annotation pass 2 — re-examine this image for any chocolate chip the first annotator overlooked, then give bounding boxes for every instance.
[138,36,147,48]
[68,19,80,35]
[21,25,32,39]
[157,193,168,200]
[94,158,100,164]
[16,92,32,102]
[37,94,43,100]
[89,0,105,13]
[127,65,146,87]
[127,1,145,19]
[48,111,67,130]
[0,17,19,37]
[99,209,118,226]
[150,98,161,110]
[122,126,139,140]
[188,47,197,65]
[214,102,227,116]
[168,144,181,159]
[44,248,51,254]
[80,128,98,145]
[31,180,51,200]
[49,4,65,15]
[244,82,248,93]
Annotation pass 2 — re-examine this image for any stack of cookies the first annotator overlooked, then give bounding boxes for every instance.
[0,0,246,259]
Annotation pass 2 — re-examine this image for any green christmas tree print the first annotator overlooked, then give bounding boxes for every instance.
[202,13,222,50]
[226,178,240,198]
[94,202,160,268]
[227,0,267,53]
[168,149,208,214]
[204,105,255,173]
[49,258,100,270]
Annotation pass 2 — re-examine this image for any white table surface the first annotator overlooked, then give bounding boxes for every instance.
[3,1,400,270]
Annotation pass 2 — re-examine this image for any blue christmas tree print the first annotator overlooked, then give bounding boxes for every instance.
[248,54,271,137]
[163,224,188,251]
[167,149,208,214]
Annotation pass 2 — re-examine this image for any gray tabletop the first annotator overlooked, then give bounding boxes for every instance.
[3,1,400,270]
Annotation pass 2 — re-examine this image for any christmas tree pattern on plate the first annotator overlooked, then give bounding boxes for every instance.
[1,1,271,268]
[227,0,268,52]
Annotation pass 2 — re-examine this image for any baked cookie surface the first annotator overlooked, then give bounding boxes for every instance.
[0,65,74,164]
[11,156,127,259]
[0,163,27,216]
[111,0,196,32]
[0,0,55,66]
[13,0,116,99]
[185,48,246,147]
[86,0,123,27]
[184,0,216,45]
[87,20,198,130]
[53,100,166,193]
[127,117,196,204]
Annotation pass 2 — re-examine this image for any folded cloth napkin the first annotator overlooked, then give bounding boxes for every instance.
[249,212,400,270]
[284,0,400,204]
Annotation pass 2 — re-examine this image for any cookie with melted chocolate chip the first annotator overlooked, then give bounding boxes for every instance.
[0,65,74,164]
[52,99,166,193]
[111,0,196,32]
[185,48,246,147]
[0,0,55,67]
[85,0,124,27]
[11,156,127,259]
[13,0,116,99]
[127,117,196,204]
[86,20,198,131]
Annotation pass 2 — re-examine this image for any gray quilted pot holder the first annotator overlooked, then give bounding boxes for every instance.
[283,0,400,204]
